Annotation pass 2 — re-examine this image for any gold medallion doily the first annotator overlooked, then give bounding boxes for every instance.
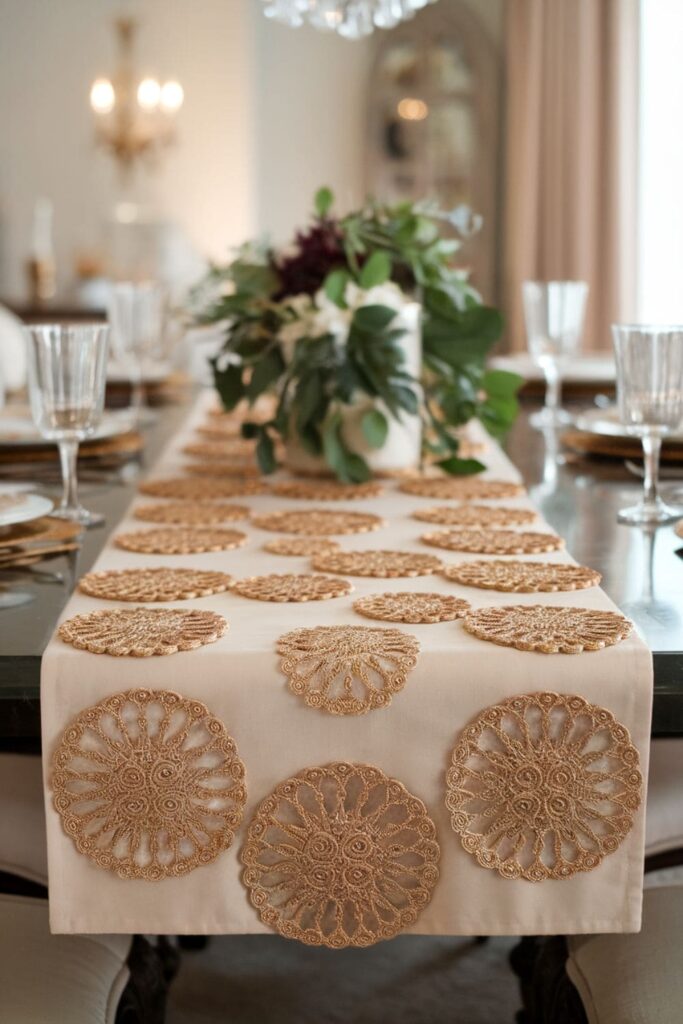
[413,505,536,527]
[263,536,340,557]
[311,549,443,578]
[58,607,228,656]
[445,691,642,881]
[354,592,471,624]
[140,477,267,499]
[463,605,632,654]
[399,478,524,501]
[272,479,384,501]
[79,568,233,603]
[242,762,439,946]
[421,529,564,555]
[115,527,248,555]
[134,501,250,525]
[196,421,242,440]
[185,462,262,479]
[252,508,384,536]
[444,560,602,593]
[277,624,419,714]
[183,439,256,460]
[51,688,246,880]
[233,573,352,602]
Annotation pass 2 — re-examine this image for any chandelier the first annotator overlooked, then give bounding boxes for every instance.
[89,18,184,173]
[262,0,439,39]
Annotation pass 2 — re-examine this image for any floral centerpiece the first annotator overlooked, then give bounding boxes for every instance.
[190,189,521,481]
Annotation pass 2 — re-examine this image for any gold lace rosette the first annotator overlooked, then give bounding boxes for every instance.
[78,568,233,603]
[421,529,564,555]
[51,688,247,880]
[399,478,524,501]
[252,508,384,536]
[464,605,632,654]
[353,592,470,624]
[272,480,384,501]
[277,624,419,715]
[58,607,227,657]
[139,477,267,499]
[134,502,250,526]
[443,560,602,593]
[445,691,642,881]
[312,549,443,578]
[242,762,440,946]
[413,505,537,527]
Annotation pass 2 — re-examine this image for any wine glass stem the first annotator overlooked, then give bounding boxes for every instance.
[641,433,662,508]
[545,363,562,414]
[58,438,80,514]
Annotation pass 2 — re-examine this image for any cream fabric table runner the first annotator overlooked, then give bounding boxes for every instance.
[42,390,653,936]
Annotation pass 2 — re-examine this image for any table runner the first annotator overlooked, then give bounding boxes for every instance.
[41,389,653,936]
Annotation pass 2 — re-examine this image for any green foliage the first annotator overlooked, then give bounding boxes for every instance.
[193,188,520,481]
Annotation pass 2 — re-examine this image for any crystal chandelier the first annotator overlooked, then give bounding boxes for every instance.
[263,0,440,40]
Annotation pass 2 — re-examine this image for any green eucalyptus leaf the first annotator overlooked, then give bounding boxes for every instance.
[315,186,334,217]
[359,250,391,289]
[255,430,277,474]
[352,304,397,333]
[361,408,389,448]
[212,361,245,411]
[342,452,372,483]
[482,369,523,399]
[231,262,278,298]
[247,348,285,400]
[323,268,350,308]
[437,456,486,476]
[241,422,260,439]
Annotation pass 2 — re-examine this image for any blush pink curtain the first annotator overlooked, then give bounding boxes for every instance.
[502,0,639,351]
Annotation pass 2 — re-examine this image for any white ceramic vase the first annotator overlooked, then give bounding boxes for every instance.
[286,302,422,476]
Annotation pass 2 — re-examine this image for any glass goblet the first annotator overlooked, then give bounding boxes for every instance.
[25,323,109,527]
[523,280,589,429]
[612,323,683,525]
[107,281,166,427]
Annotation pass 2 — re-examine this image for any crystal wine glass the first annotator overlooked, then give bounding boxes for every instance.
[523,281,588,429]
[25,323,109,527]
[612,324,683,525]
[107,281,166,426]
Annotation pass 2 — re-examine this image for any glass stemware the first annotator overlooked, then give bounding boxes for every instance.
[107,281,166,427]
[612,324,683,525]
[25,323,109,527]
[523,281,589,429]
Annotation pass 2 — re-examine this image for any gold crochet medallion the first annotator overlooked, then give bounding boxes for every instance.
[139,477,267,499]
[79,568,233,603]
[233,573,352,602]
[58,607,228,656]
[413,504,537,527]
[272,479,384,501]
[463,605,632,654]
[421,529,564,555]
[444,560,602,593]
[354,591,470,624]
[185,462,262,478]
[242,762,439,945]
[51,688,246,880]
[311,549,443,578]
[263,536,340,557]
[277,624,419,714]
[134,502,250,525]
[115,527,248,555]
[399,478,524,501]
[252,508,384,536]
[445,691,642,881]
[183,439,256,460]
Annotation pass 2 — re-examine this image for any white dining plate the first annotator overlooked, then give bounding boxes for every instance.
[0,409,133,448]
[572,406,683,441]
[0,491,53,527]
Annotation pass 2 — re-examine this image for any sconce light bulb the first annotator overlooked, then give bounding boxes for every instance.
[90,78,115,114]
[160,80,184,112]
[137,77,162,111]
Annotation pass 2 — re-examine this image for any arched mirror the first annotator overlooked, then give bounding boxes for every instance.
[367,2,502,301]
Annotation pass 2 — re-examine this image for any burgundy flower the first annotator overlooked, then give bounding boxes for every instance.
[274,219,346,299]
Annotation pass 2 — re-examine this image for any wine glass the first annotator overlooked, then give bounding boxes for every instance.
[25,323,109,527]
[107,282,166,426]
[612,324,683,525]
[523,281,588,429]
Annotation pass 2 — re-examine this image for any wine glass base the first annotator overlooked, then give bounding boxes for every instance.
[617,501,683,526]
[529,407,573,430]
[51,507,104,529]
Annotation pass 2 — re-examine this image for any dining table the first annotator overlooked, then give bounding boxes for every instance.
[1,393,680,744]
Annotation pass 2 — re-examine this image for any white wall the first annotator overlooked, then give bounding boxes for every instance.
[0,0,255,300]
